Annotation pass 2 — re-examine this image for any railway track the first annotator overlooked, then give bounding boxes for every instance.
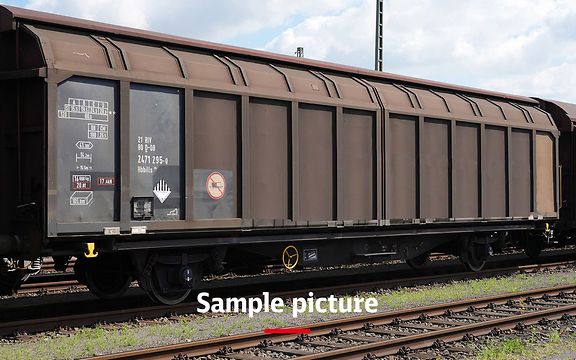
[1,259,573,338]
[93,284,576,360]
[14,248,576,296]
[39,258,76,273]
[18,280,82,295]
[20,272,79,293]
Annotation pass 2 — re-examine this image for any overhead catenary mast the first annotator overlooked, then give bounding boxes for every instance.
[375,0,383,71]
[295,47,304,58]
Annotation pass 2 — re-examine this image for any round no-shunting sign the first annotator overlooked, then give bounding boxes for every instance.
[206,172,226,200]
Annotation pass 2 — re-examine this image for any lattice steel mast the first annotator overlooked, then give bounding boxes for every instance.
[375,0,384,71]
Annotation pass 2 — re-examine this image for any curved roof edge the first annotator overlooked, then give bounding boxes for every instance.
[541,99,576,121]
[0,5,537,104]
[534,98,576,132]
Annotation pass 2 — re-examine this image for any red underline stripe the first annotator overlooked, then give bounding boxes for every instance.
[264,328,311,334]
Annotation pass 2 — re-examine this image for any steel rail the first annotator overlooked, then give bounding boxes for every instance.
[302,302,576,359]
[91,284,576,359]
[2,261,572,338]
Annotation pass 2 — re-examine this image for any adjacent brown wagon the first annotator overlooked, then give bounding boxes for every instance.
[0,5,565,304]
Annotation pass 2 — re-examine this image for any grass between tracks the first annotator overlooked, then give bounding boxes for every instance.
[475,330,576,360]
[2,269,576,359]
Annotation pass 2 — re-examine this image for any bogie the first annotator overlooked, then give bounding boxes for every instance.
[75,254,133,299]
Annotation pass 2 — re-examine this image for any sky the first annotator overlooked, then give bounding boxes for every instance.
[3,0,575,102]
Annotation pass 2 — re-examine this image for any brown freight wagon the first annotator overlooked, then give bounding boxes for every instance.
[538,99,576,229]
[0,6,559,304]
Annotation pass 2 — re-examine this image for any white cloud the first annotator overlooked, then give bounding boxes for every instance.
[24,0,361,42]
[264,1,373,66]
[26,0,151,29]
[482,63,576,102]
[264,0,576,102]
[18,0,576,102]
[383,0,576,101]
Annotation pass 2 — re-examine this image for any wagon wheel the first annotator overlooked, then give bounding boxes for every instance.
[0,271,26,296]
[459,238,488,272]
[85,267,132,299]
[82,256,133,299]
[406,252,429,269]
[148,281,191,305]
[524,236,543,259]
[142,264,192,305]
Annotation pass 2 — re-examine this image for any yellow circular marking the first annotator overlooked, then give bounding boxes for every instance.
[282,245,299,270]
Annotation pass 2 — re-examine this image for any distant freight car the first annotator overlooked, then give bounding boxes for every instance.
[0,6,561,304]
[538,99,576,230]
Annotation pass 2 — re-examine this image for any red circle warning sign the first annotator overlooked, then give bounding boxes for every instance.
[206,172,226,200]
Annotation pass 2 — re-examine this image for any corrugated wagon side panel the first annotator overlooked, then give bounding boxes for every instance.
[536,132,556,216]
[341,109,376,221]
[130,84,183,221]
[297,104,335,221]
[249,99,290,221]
[192,92,239,220]
[510,129,532,217]
[484,126,507,217]
[453,122,480,218]
[0,80,16,232]
[421,119,450,219]
[388,114,417,219]
[19,79,46,230]
[56,77,119,223]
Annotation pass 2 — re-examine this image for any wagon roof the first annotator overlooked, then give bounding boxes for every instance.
[0,4,537,104]
[545,99,576,122]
